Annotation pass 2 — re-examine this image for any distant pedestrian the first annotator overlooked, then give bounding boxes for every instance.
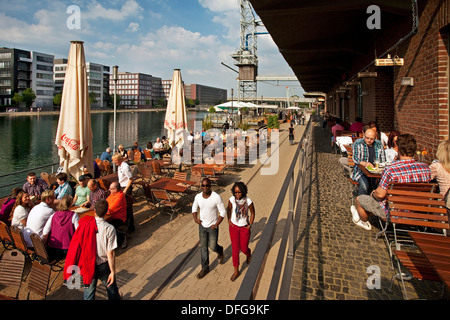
[288,123,295,145]
[227,182,255,281]
[192,178,226,279]
[302,112,305,125]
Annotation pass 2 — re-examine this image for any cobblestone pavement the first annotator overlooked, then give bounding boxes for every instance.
[289,122,450,300]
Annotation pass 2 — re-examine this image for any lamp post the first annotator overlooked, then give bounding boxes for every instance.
[112,65,118,172]
[231,88,234,129]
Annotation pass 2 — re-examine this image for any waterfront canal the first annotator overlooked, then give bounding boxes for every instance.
[0,109,207,196]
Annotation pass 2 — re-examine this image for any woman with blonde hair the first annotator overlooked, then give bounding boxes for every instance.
[430,139,450,195]
[42,195,79,260]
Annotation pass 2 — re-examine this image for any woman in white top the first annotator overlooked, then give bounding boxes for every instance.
[11,191,34,230]
[384,131,400,163]
[430,140,450,196]
[227,182,255,281]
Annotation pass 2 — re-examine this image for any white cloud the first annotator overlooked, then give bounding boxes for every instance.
[84,0,144,21]
[198,0,239,12]
[126,22,140,32]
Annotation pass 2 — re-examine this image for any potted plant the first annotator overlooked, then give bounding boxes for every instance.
[267,115,279,132]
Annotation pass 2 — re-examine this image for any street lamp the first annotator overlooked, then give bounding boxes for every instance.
[231,88,234,129]
[112,65,118,172]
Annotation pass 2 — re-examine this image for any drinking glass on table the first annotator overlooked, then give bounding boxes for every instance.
[374,156,380,169]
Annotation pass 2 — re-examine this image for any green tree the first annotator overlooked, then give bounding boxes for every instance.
[21,88,36,108]
[108,94,121,108]
[89,92,98,105]
[53,93,62,106]
[12,92,22,107]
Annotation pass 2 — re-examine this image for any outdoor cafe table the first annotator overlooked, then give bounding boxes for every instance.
[149,178,196,193]
[70,206,95,219]
[409,231,450,289]
[357,164,383,179]
[192,163,227,174]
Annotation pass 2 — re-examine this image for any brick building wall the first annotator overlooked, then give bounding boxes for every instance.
[392,0,449,161]
[326,0,450,162]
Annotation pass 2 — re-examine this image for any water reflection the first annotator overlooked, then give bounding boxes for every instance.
[0,110,206,177]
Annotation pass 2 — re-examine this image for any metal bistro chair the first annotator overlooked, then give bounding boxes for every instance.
[151,189,180,221]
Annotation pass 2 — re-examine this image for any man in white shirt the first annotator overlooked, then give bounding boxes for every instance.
[192,178,226,279]
[23,189,55,247]
[112,154,133,196]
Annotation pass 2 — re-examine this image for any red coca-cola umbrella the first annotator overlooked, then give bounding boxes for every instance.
[55,41,93,179]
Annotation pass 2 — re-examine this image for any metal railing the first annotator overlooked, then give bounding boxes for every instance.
[235,117,314,300]
[0,146,135,198]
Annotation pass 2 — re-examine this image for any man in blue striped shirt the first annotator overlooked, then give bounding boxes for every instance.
[351,128,385,196]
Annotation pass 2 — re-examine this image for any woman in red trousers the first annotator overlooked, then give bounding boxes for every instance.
[227,182,255,281]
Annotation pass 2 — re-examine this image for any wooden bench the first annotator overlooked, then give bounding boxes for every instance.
[387,188,449,299]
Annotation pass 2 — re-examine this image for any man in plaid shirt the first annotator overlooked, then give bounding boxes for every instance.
[351,128,386,196]
[351,134,431,230]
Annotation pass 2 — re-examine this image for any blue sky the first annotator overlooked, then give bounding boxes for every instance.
[0,0,303,98]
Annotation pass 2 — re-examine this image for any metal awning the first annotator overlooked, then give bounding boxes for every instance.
[249,0,414,93]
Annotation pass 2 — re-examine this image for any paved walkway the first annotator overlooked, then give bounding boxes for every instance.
[41,118,306,300]
[6,116,448,301]
[289,123,449,300]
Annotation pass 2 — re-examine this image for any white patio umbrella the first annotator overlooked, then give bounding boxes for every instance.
[214,101,248,112]
[55,41,93,180]
[164,69,188,148]
[287,106,301,110]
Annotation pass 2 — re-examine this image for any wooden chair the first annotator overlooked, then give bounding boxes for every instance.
[386,188,449,299]
[131,164,153,197]
[0,221,14,252]
[173,171,187,181]
[152,161,168,180]
[127,150,134,163]
[377,183,440,268]
[202,167,220,185]
[40,172,52,187]
[26,260,51,300]
[29,233,63,291]
[151,189,179,221]
[9,226,33,260]
[142,183,157,210]
[144,150,153,160]
[190,170,203,192]
[0,250,25,300]
[103,160,112,175]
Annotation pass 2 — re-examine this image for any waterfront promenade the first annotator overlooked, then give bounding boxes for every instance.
[2,116,448,301]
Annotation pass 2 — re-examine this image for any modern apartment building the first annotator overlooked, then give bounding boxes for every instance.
[54,59,110,108]
[185,84,227,105]
[31,51,54,109]
[0,47,32,108]
[109,72,154,109]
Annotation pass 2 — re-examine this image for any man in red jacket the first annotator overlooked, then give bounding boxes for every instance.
[64,199,120,300]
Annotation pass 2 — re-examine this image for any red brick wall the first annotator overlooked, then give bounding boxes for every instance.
[392,0,449,161]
